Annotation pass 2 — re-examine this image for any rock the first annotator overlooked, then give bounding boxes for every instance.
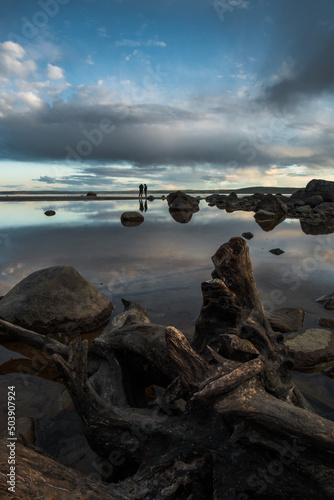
[44,210,56,216]
[314,202,334,215]
[255,212,286,231]
[305,179,334,193]
[296,205,312,215]
[167,191,200,211]
[303,195,324,207]
[255,209,276,217]
[300,219,334,235]
[17,416,36,447]
[319,318,334,330]
[60,389,76,413]
[285,328,334,369]
[86,191,97,196]
[0,266,113,335]
[316,292,334,310]
[242,232,254,240]
[288,198,306,207]
[120,212,144,227]
[169,208,195,223]
[167,191,199,223]
[266,307,305,333]
[269,248,284,255]
[255,194,288,215]
[147,195,154,201]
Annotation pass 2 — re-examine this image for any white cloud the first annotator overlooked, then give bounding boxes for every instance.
[98,27,109,38]
[47,63,64,80]
[86,55,95,65]
[115,39,166,47]
[0,41,37,78]
[17,91,46,110]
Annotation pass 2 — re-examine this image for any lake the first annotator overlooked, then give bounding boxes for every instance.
[0,195,333,476]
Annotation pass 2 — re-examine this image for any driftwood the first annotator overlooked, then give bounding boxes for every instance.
[1,237,334,498]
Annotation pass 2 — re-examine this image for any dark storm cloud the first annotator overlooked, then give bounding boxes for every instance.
[263,33,334,107]
[260,0,334,107]
[0,100,275,168]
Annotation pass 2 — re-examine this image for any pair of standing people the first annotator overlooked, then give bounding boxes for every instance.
[139,184,147,198]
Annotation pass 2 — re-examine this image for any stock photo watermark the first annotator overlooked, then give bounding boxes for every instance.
[8,0,71,45]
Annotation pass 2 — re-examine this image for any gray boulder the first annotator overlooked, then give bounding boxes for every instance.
[167,191,200,211]
[167,191,199,223]
[285,328,334,369]
[0,266,113,335]
[305,179,334,193]
[255,194,288,215]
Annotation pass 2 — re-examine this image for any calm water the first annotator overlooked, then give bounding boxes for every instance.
[0,197,334,474]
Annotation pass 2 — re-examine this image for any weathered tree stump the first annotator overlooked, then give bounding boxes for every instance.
[1,237,334,499]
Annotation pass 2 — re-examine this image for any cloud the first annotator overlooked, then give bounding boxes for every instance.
[0,41,36,79]
[16,91,46,110]
[262,24,334,107]
[46,63,64,80]
[115,39,167,47]
[37,175,57,184]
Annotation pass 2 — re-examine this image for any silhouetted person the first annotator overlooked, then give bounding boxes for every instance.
[144,184,147,198]
[139,201,144,212]
[139,184,143,199]
[144,200,148,212]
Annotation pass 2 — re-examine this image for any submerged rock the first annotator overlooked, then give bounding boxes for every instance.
[0,266,113,335]
[316,292,334,310]
[285,328,334,369]
[44,210,56,216]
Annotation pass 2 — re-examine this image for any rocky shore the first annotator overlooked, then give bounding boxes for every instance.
[204,179,334,234]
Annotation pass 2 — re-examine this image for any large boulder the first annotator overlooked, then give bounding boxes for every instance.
[305,179,334,193]
[285,328,334,369]
[167,191,199,223]
[255,194,288,215]
[167,191,200,211]
[0,266,113,335]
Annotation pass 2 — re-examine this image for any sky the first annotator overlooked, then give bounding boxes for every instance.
[1,0,334,190]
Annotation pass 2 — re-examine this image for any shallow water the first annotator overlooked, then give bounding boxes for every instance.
[0,197,334,474]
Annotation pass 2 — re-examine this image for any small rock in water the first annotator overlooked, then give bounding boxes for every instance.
[44,210,56,216]
[319,317,334,329]
[242,232,254,240]
[121,212,144,227]
[316,292,334,310]
[269,248,284,255]
[86,192,97,197]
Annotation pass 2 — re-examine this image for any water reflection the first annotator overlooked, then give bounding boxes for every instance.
[300,219,334,235]
[0,198,333,420]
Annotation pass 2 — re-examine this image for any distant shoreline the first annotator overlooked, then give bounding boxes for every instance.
[0,186,297,202]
